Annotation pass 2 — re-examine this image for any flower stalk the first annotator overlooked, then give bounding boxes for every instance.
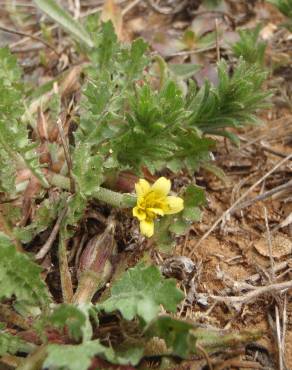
[47,172,137,208]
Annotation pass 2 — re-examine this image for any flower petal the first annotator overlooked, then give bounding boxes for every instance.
[164,196,184,215]
[151,177,171,197]
[135,179,150,198]
[147,207,164,216]
[140,219,154,237]
[133,206,146,221]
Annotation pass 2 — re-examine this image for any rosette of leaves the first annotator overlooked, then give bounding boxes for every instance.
[232,25,267,66]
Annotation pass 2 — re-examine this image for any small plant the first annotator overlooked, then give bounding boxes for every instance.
[232,25,267,66]
[268,0,292,18]
[268,0,292,30]
[0,0,271,368]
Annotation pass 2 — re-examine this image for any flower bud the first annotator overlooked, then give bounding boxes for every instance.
[73,219,117,304]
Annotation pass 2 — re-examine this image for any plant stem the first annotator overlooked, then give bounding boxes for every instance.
[58,231,73,303]
[17,346,47,370]
[93,187,136,208]
[48,172,137,208]
[1,354,22,368]
[0,303,30,330]
[48,172,71,190]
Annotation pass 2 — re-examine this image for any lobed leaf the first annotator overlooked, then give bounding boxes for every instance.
[45,340,143,370]
[98,264,184,323]
[0,328,34,356]
[0,233,50,306]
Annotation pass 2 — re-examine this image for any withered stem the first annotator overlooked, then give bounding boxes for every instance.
[58,232,73,303]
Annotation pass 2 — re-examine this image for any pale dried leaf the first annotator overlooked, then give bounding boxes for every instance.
[254,234,292,259]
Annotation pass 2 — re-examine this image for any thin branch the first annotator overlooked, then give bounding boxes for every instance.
[9,6,102,49]
[245,262,289,284]
[56,117,75,193]
[215,18,220,62]
[165,45,216,58]
[0,25,59,55]
[263,206,275,282]
[147,0,188,15]
[261,142,292,159]
[282,295,288,351]
[233,180,292,211]
[122,0,143,16]
[35,206,68,260]
[275,305,284,370]
[196,344,213,370]
[211,280,292,305]
[191,9,236,27]
[73,0,81,19]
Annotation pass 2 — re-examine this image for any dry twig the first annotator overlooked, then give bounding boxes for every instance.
[211,280,292,305]
[234,180,292,211]
[147,0,188,15]
[121,0,143,16]
[0,25,59,55]
[263,206,275,281]
[59,232,74,303]
[35,206,68,260]
[56,117,75,193]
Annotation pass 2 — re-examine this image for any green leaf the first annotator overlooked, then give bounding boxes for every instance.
[145,316,196,359]
[0,148,16,193]
[184,184,206,208]
[153,217,175,252]
[45,340,144,370]
[182,207,202,222]
[188,59,271,134]
[202,162,227,182]
[123,38,149,81]
[0,232,50,306]
[72,143,104,197]
[98,264,184,323]
[168,63,201,79]
[0,329,34,356]
[0,47,49,190]
[61,193,87,239]
[169,217,191,235]
[48,304,95,341]
[232,25,267,66]
[33,0,93,48]
[146,315,262,359]
[267,0,292,18]
[44,340,107,370]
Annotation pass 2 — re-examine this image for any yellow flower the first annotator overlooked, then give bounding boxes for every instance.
[133,177,184,238]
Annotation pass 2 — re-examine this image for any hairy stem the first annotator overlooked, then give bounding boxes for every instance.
[48,172,137,208]
[58,231,73,303]
[93,187,136,208]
